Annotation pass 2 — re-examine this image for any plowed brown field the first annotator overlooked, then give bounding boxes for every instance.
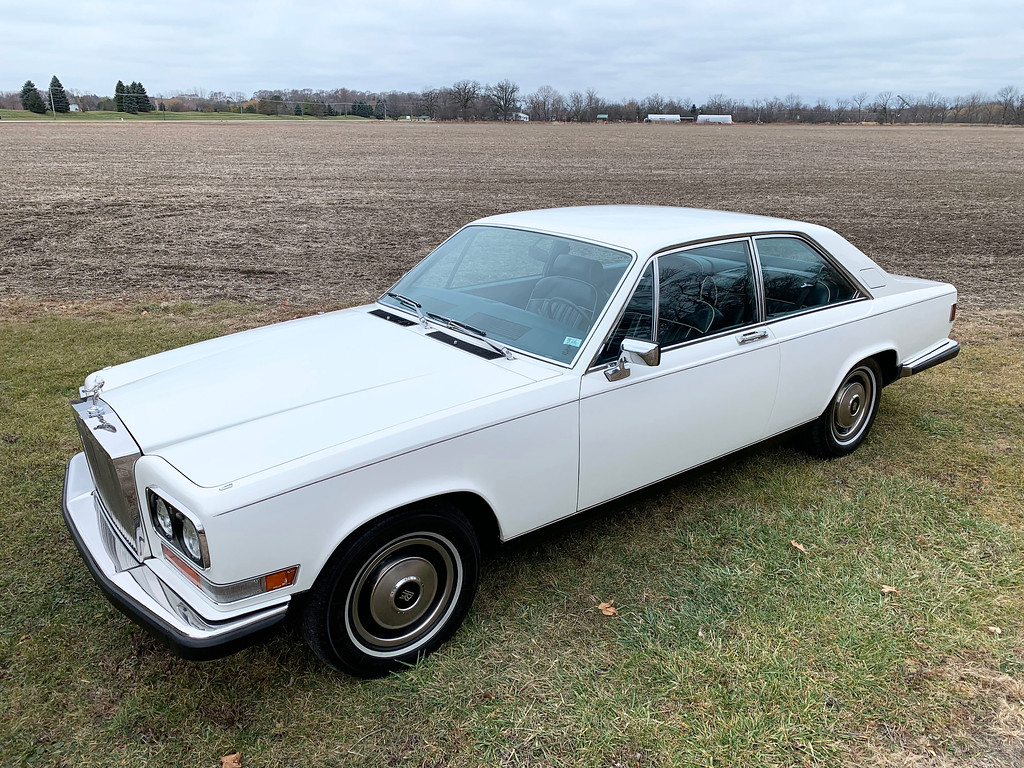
[2,121,1021,311]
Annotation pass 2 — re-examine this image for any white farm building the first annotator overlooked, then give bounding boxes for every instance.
[697,114,733,124]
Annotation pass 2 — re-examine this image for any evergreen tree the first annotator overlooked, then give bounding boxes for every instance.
[294,103,302,116]
[20,80,47,114]
[114,80,126,112]
[48,75,70,112]
[135,81,152,112]
[350,100,373,118]
[374,98,387,119]
[125,82,139,114]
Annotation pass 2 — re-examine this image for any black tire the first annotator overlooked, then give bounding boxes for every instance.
[301,503,479,677]
[805,358,882,458]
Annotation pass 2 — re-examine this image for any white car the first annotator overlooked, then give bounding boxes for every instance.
[63,206,959,676]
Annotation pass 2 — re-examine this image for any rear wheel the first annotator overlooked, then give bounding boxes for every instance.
[302,503,479,677]
[806,358,882,458]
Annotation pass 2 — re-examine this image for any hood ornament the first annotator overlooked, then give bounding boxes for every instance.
[82,374,106,418]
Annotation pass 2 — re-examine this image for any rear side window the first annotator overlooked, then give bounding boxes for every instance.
[657,240,756,347]
[755,237,860,319]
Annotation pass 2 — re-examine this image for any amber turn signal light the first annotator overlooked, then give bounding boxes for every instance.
[265,567,298,592]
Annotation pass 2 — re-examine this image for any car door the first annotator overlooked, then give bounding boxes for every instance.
[752,235,873,435]
[578,239,782,510]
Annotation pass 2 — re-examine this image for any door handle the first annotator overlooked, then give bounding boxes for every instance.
[736,329,769,345]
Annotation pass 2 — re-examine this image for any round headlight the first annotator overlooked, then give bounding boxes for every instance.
[154,498,174,539]
[180,517,203,563]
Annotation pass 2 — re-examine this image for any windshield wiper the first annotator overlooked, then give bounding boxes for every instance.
[384,292,428,326]
[425,312,515,360]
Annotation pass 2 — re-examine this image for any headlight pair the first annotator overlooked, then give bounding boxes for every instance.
[147,490,209,568]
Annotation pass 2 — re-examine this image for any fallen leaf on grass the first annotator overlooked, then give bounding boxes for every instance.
[790,540,808,554]
[597,600,618,616]
[220,753,242,768]
[880,585,900,595]
[986,625,1002,636]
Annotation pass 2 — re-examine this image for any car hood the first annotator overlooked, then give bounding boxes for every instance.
[97,309,543,487]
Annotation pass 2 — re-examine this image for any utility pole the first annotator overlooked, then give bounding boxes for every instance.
[49,87,57,120]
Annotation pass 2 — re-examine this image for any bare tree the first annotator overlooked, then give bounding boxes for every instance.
[963,91,986,123]
[874,91,894,124]
[996,85,1019,124]
[448,79,481,120]
[811,98,831,123]
[566,90,585,121]
[583,87,603,122]
[703,93,738,115]
[642,92,665,115]
[485,79,520,121]
[851,92,869,122]
[525,85,561,122]
[783,93,804,121]
[417,88,441,119]
[923,92,948,123]
[833,97,850,124]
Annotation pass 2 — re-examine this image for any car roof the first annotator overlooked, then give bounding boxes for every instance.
[473,205,825,256]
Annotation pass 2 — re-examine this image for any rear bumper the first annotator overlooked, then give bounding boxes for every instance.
[899,339,960,378]
[62,452,289,660]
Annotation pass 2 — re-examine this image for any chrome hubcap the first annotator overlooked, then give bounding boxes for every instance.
[832,368,874,443]
[347,535,457,651]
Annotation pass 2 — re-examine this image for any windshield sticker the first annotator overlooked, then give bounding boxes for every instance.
[563,336,582,347]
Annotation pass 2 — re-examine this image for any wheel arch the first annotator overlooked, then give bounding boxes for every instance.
[316,491,502,582]
[871,348,900,386]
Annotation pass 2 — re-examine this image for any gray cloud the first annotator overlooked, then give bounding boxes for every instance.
[2,0,1022,100]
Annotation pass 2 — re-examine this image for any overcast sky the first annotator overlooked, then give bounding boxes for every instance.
[3,0,1023,102]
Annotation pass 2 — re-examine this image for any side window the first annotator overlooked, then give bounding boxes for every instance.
[596,262,655,364]
[658,240,756,347]
[756,237,860,319]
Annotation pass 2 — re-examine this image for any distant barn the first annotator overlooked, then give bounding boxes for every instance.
[644,114,681,123]
[697,114,733,124]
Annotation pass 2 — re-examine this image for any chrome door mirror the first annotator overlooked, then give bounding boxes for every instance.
[622,338,661,366]
[604,338,661,381]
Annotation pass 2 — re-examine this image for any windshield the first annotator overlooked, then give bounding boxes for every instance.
[381,225,633,364]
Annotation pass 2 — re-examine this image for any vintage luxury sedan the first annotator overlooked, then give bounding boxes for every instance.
[63,206,959,676]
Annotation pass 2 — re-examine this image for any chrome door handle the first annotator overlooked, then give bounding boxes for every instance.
[736,329,769,345]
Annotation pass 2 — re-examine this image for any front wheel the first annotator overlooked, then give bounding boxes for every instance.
[302,503,479,677]
[805,358,882,458]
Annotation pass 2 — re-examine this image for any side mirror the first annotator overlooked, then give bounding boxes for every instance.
[604,338,661,381]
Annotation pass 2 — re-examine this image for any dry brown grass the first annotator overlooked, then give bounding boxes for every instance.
[860,655,1024,767]
[2,122,1022,312]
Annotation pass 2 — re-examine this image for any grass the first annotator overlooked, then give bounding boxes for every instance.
[0,108,378,122]
[0,303,1021,767]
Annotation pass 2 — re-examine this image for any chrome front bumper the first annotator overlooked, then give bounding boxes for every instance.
[62,452,289,660]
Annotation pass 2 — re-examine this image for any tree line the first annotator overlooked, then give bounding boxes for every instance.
[4,78,1024,125]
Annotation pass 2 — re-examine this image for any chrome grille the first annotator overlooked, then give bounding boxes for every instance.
[72,399,146,556]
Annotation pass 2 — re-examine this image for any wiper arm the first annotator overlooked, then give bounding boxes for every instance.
[384,292,428,326]
[425,312,514,360]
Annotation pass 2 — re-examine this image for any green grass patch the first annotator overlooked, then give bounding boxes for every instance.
[1,310,1021,766]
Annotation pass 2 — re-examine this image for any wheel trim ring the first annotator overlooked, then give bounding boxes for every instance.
[830,368,875,445]
[343,533,461,657]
